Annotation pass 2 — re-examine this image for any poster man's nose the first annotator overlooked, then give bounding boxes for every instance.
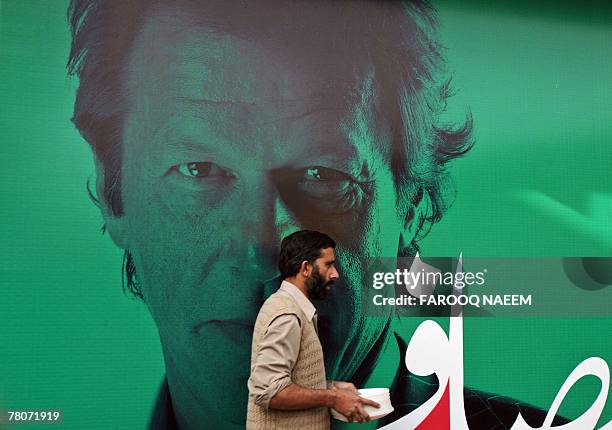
[242,185,300,296]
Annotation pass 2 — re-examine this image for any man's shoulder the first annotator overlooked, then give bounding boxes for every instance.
[262,291,300,309]
[256,292,303,323]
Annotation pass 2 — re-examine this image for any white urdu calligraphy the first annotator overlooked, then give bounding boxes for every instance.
[378,255,611,430]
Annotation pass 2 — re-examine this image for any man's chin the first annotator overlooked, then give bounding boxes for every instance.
[164,322,253,428]
[310,283,335,300]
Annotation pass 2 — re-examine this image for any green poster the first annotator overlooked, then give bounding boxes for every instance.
[1,1,610,429]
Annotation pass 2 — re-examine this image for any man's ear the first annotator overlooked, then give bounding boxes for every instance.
[399,188,427,251]
[94,159,129,250]
[301,260,312,277]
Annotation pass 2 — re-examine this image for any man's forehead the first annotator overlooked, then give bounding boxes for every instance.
[128,4,377,105]
[123,4,392,170]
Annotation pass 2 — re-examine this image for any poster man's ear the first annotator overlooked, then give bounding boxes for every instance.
[94,159,129,250]
[399,188,427,251]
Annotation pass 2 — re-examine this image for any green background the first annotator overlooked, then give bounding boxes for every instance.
[1,1,610,428]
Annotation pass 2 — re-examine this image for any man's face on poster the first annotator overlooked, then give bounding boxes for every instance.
[99,4,423,427]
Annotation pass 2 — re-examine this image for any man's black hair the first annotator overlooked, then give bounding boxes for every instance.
[278,230,336,279]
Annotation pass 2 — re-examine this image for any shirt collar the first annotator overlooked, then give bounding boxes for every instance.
[279,280,317,322]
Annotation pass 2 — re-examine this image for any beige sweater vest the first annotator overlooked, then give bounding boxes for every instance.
[246,293,330,430]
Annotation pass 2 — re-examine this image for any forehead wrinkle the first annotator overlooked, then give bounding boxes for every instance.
[179,96,354,149]
[178,96,345,124]
[249,106,348,128]
[176,96,257,108]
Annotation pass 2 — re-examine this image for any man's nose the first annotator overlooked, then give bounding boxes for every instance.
[240,181,299,296]
[330,266,340,281]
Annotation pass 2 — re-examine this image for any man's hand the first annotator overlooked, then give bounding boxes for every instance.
[330,386,380,423]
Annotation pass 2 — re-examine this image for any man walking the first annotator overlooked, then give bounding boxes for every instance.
[247,230,379,429]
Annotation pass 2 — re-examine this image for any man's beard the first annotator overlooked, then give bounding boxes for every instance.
[305,265,333,300]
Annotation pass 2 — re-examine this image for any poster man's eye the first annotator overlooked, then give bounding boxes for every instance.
[296,166,363,213]
[305,167,350,182]
[175,162,234,179]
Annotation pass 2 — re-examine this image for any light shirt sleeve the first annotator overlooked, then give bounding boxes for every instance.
[247,313,301,409]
